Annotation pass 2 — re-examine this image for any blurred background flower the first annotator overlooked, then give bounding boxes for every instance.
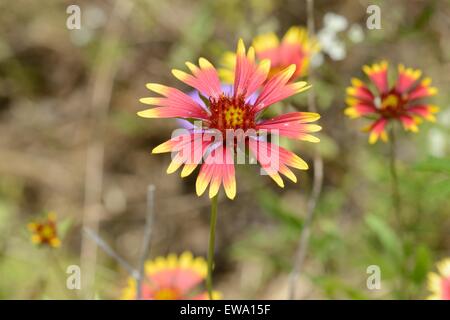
[121,252,220,300]
[345,61,439,144]
[220,26,320,82]
[427,258,450,300]
[27,212,60,248]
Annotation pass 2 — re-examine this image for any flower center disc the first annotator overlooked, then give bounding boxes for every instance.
[208,95,255,132]
[379,90,407,118]
[154,288,180,300]
[41,225,55,238]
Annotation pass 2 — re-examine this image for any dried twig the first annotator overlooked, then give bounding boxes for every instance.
[288,0,324,299]
[136,185,155,299]
[83,227,139,279]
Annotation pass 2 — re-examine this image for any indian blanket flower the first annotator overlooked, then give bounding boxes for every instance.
[138,39,321,200]
[220,27,320,83]
[121,252,220,300]
[27,212,61,248]
[345,61,439,144]
[427,258,450,300]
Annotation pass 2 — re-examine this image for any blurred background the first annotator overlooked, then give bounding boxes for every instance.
[0,0,449,299]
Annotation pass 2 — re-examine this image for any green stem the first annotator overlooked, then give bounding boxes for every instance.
[389,127,408,298]
[389,127,402,225]
[206,195,218,300]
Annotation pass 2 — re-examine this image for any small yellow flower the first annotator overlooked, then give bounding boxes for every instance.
[27,212,61,248]
[427,258,450,300]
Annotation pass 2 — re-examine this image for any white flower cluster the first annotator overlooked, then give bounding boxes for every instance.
[313,13,364,65]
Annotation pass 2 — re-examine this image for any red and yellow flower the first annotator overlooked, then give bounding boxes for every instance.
[27,212,61,248]
[220,27,319,83]
[138,39,321,200]
[427,258,450,300]
[345,61,439,144]
[121,252,220,300]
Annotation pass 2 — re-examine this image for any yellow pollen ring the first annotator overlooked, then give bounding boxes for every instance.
[154,288,179,300]
[224,106,244,128]
[381,94,399,109]
[41,225,54,238]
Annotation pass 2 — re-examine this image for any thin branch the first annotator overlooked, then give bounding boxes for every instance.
[288,0,324,299]
[288,157,323,299]
[83,227,139,280]
[136,184,156,299]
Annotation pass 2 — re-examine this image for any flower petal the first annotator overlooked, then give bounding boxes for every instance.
[253,69,311,113]
[362,61,389,94]
[153,133,211,177]
[139,84,209,120]
[399,114,419,132]
[346,77,375,102]
[253,32,280,54]
[368,118,388,144]
[345,97,377,118]
[395,64,422,93]
[248,138,308,187]
[407,104,439,122]
[257,112,321,142]
[233,39,270,99]
[195,145,236,199]
[408,77,438,101]
[172,58,222,99]
[280,27,319,79]
[257,112,320,125]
